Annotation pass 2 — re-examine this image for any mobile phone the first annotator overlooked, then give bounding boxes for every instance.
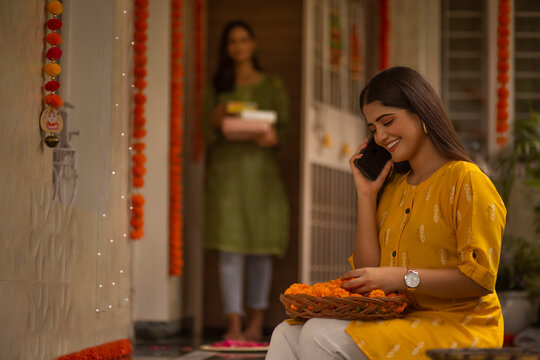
[353,137,392,181]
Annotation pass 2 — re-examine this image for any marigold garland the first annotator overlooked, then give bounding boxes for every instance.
[378,0,390,70]
[130,0,149,240]
[56,338,132,360]
[43,1,63,108]
[169,0,184,276]
[496,0,511,146]
[193,0,205,161]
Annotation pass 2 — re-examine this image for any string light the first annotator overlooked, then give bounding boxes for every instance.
[95,0,135,315]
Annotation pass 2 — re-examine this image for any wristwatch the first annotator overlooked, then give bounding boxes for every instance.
[404,268,420,292]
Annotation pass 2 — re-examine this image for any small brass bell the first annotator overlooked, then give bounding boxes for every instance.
[44,134,59,148]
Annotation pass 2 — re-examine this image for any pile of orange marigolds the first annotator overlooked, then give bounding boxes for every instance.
[284,279,408,314]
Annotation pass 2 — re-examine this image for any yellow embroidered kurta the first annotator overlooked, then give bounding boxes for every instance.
[346,161,507,359]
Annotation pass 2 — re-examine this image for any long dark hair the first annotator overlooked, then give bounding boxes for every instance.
[213,20,263,95]
[360,66,472,172]
[359,67,473,203]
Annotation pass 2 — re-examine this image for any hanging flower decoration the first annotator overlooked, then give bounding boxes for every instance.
[169,0,184,276]
[329,8,342,71]
[496,0,511,146]
[378,0,390,70]
[130,0,149,240]
[350,23,362,81]
[193,0,205,162]
[41,0,65,148]
[56,338,132,360]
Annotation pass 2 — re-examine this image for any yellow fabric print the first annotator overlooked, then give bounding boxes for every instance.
[412,341,425,356]
[449,185,456,205]
[345,161,506,360]
[489,203,496,221]
[418,224,426,243]
[380,210,388,228]
[384,227,391,245]
[439,248,448,265]
[425,184,432,201]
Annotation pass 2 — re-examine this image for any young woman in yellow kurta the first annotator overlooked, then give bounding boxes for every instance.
[266,67,506,359]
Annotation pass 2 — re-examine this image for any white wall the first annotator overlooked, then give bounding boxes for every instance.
[132,0,183,322]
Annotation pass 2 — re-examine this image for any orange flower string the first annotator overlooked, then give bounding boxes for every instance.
[41,1,64,148]
[130,0,149,240]
[496,0,511,146]
[169,0,184,276]
[56,338,132,360]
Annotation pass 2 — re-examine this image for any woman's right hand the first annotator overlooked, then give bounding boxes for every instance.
[211,103,227,130]
[349,137,392,198]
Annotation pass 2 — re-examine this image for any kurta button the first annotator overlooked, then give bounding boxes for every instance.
[472,252,477,259]
[392,251,397,257]
[405,208,410,214]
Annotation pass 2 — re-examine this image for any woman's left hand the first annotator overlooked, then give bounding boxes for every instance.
[253,125,278,147]
[340,267,407,294]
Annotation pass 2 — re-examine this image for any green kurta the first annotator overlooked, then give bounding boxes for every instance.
[203,74,290,256]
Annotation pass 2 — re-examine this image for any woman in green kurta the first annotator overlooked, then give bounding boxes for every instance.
[203,20,289,341]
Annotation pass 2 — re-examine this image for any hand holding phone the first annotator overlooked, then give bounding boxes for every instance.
[353,137,392,181]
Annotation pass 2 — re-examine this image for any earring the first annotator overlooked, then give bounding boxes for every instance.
[422,122,428,135]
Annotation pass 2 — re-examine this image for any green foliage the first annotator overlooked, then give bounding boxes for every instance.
[496,235,540,295]
[491,109,540,206]
[491,110,540,295]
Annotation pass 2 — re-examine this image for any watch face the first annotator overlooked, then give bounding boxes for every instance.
[405,271,420,288]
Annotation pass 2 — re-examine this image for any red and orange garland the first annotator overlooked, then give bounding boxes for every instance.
[41,0,64,148]
[130,0,149,240]
[193,0,205,162]
[378,0,390,70]
[496,0,511,146]
[56,338,132,360]
[169,0,184,276]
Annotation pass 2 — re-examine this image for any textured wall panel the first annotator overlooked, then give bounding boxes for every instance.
[0,0,132,359]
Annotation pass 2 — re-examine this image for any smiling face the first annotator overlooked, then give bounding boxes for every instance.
[227,26,256,63]
[362,101,427,163]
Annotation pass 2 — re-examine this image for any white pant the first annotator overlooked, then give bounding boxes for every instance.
[266,319,368,360]
[219,251,272,315]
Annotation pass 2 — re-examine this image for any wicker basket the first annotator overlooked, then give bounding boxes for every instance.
[280,293,409,320]
[426,348,540,360]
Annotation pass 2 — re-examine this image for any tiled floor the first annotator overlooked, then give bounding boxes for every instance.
[133,334,268,360]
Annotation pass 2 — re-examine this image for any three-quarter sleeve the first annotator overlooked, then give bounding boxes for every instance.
[271,77,290,147]
[201,86,220,147]
[455,168,507,292]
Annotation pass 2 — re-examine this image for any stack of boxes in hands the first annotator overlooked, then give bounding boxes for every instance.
[222,101,277,140]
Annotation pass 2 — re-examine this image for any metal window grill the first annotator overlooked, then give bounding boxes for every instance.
[312,0,365,113]
[514,0,540,120]
[441,0,488,156]
[302,0,367,284]
[309,164,356,283]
